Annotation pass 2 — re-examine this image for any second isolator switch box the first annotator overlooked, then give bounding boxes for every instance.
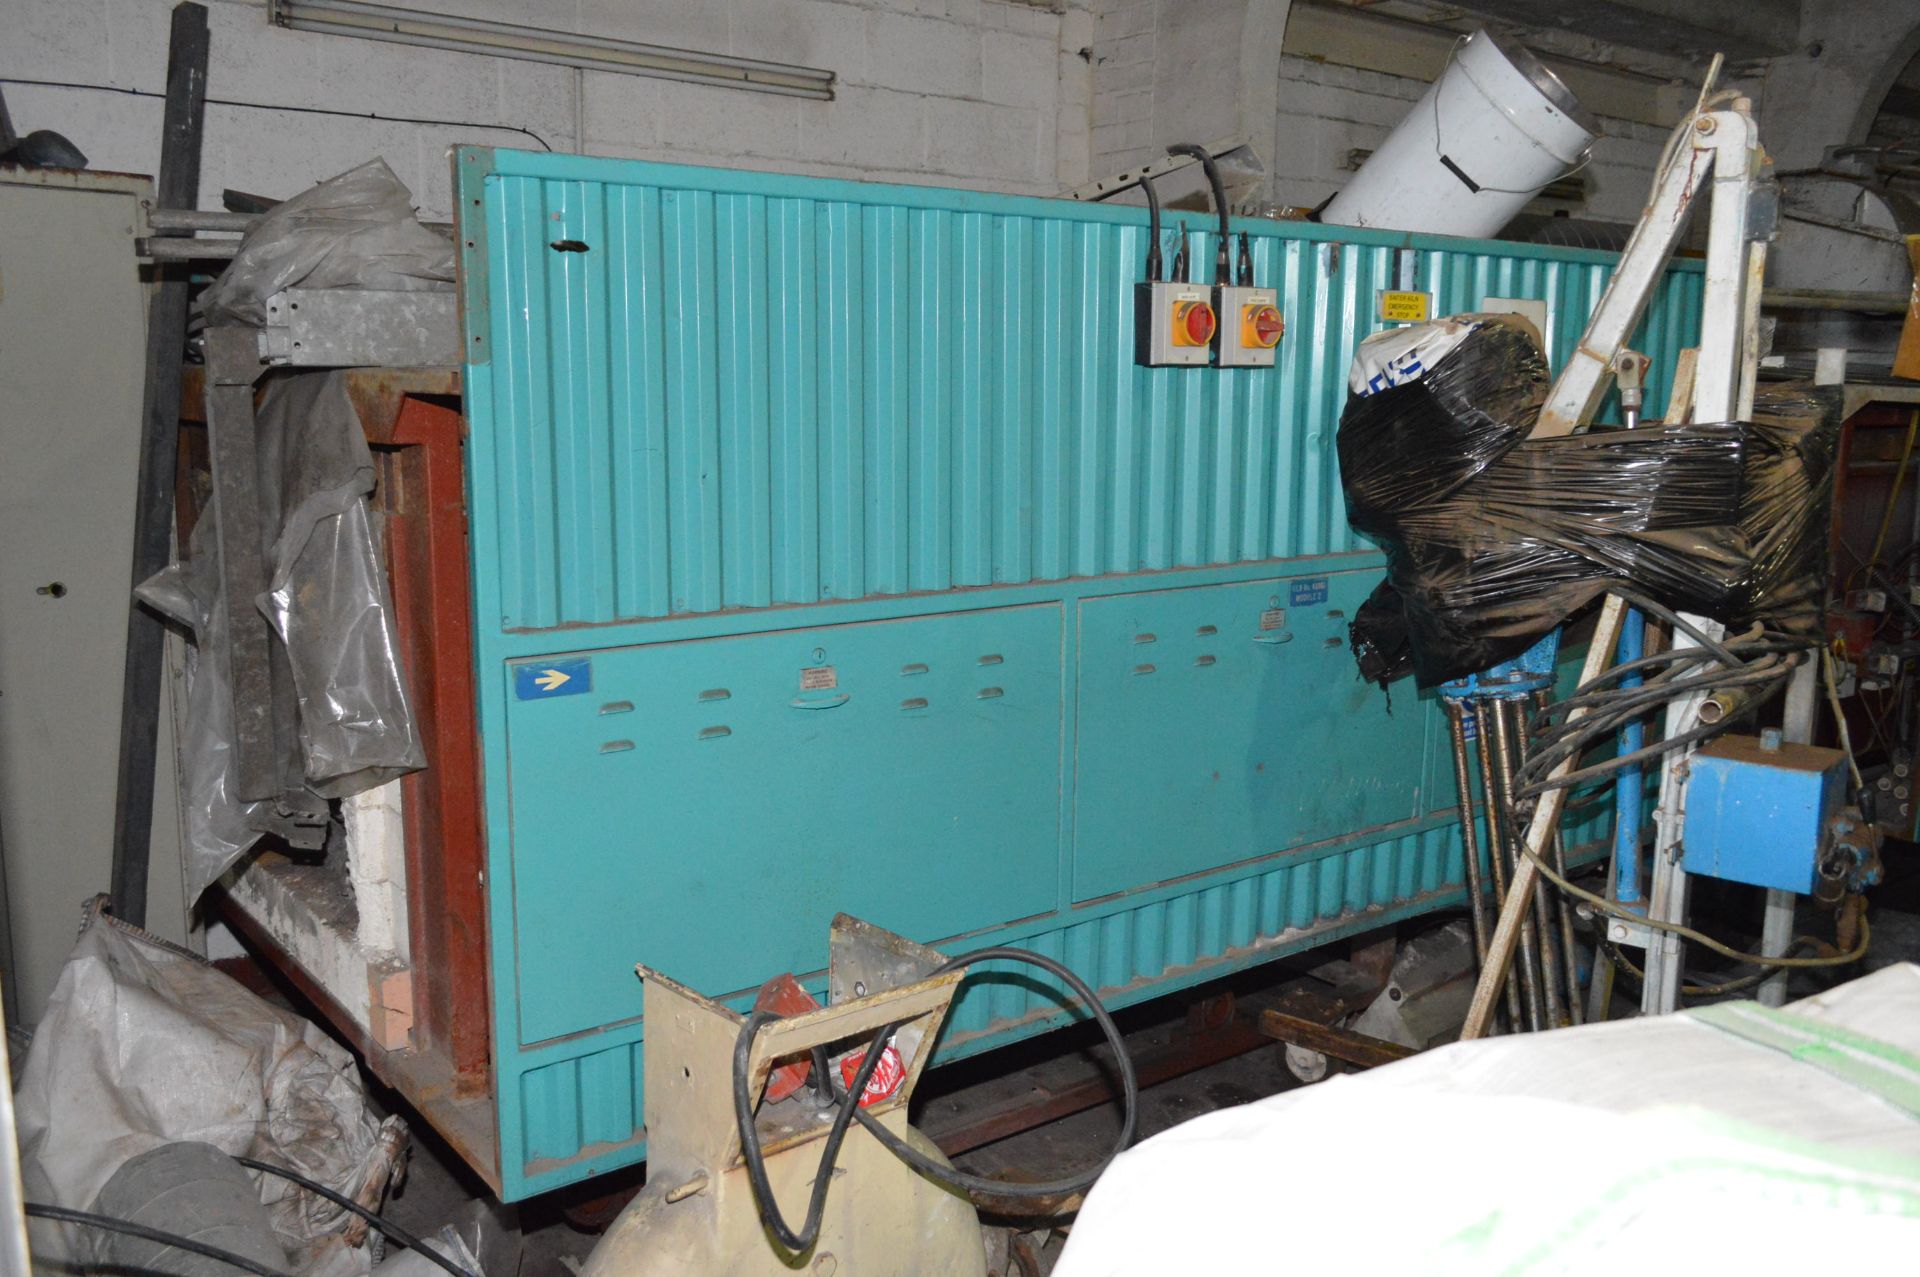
[1213,286,1283,367]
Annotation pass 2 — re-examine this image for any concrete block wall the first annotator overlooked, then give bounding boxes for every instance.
[1090,0,1157,171]
[1088,0,1285,196]
[2,0,1085,220]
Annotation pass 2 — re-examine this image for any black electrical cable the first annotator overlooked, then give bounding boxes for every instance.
[851,947,1137,1199]
[1514,659,1797,799]
[732,1002,911,1255]
[733,946,1139,1258]
[1613,589,1744,665]
[234,1157,477,1277]
[1525,652,1795,759]
[24,1202,294,1277]
[1502,597,1806,806]
[0,76,556,151]
[1139,173,1164,282]
[1167,143,1232,285]
[1236,230,1254,287]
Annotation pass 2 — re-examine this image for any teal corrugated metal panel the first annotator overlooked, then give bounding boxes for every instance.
[606,185,673,621]
[576,1045,636,1148]
[864,205,909,598]
[664,189,722,616]
[930,821,1462,1043]
[768,196,818,606]
[479,168,1703,632]
[547,180,617,626]
[954,214,993,584]
[819,201,864,601]
[523,1059,579,1162]
[716,193,773,611]
[494,177,559,632]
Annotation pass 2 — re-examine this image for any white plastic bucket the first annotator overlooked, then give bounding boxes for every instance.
[1320,30,1597,239]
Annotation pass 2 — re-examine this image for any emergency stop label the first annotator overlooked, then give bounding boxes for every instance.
[1289,578,1329,607]
[515,657,592,699]
[1378,290,1432,323]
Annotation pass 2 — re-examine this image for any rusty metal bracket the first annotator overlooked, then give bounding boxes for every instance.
[261,289,460,367]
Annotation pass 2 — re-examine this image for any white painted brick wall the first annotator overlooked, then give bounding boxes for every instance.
[2,0,1078,218]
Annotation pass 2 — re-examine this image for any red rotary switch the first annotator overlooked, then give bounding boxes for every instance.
[1244,303,1284,349]
[1172,299,1217,347]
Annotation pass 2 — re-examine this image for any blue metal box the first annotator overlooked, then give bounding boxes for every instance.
[1683,734,1848,894]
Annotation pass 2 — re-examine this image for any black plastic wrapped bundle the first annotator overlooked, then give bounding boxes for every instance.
[1339,321,1840,689]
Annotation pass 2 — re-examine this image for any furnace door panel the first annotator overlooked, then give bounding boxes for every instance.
[503,604,1064,1045]
[1072,572,1427,901]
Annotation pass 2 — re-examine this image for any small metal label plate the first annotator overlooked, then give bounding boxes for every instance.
[515,657,593,700]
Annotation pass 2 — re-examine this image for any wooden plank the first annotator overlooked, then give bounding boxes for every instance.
[1256,1010,1414,1070]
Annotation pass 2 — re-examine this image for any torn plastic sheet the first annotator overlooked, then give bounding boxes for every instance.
[14,903,406,1275]
[256,372,425,799]
[139,371,424,900]
[197,158,454,328]
[1339,319,1840,688]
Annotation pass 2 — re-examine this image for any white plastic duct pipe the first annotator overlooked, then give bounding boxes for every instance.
[1320,30,1597,239]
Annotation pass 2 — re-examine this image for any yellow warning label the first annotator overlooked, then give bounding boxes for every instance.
[1378,291,1432,323]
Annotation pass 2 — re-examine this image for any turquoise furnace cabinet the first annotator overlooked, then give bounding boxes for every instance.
[448,145,1702,1197]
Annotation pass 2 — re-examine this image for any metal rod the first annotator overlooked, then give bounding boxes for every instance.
[1584,854,1618,1024]
[1471,703,1526,1029]
[138,237,241,261]
[1643,613,1719,1016]
[1464,595,1629,1039]
[110,0,209,929]
[1759,656,1820,1006]
[147,207,256,232]
[1443,700,1493,971]
[1530,689,1585,1025]
[1490,699,1553,1030]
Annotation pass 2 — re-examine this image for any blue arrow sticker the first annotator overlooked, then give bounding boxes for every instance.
[515,657,592,700]
[1289,577,1329,607]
